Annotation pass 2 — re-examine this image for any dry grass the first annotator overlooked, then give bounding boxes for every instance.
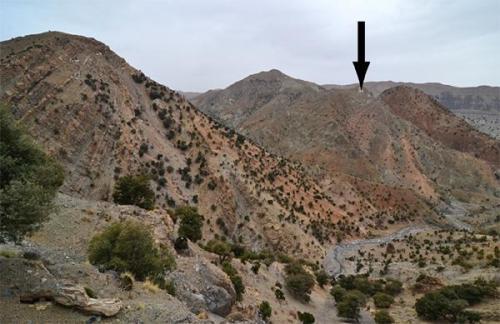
[143,279,160,293]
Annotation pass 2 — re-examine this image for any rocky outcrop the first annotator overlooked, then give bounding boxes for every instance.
[1,257,121,317]
[168,255,236,316]
[22,284,122,316]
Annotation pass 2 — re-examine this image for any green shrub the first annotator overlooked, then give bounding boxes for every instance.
[221,261,245,301]
[284,262,315,303]
[415,291,452,321]
[336,290,366,320]
[176,206,203,242]
[415,278,497,322]
[373,292,394,308]
[275,288,285,301]
[297,311,315,324]
[315,269,329,288]
[258,301,272,321]
[285,273,315,303]
[384,278,403,296]
[112,175,155,210]
[374,310,394,324]
[330,284,347,302]
[0,106,64,242]
[88,221,175,280]
[204,239,232,263]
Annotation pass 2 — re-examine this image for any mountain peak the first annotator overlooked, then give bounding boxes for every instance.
[246,68,290,82]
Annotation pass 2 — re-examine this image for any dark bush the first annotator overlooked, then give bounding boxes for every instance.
[112,175,155,210]
[331,284,347,302]
[336,290,366,321]
[374,310,394,324]
[384,278,403,296]
[88,221,175,280]
[204,239,232,263]
[275,288,285,301]
[315,269,329,288]
[174,236,189,251]
[0,106,64,242]
[139,143,148,157]
[258,301,272,321]
[415,278,497,322]
[176,206,203,242]
[131,72,146,83]
[221,261,245,301]
[284,262,315,303]
[297,311,315,324]
[373,292,394,308]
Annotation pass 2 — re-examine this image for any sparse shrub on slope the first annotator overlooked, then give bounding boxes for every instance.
[297,311,315,324]
[373,292,394,308]
[336,290,366,321]
[88,220,175,280]
[221,261,245,301]
[258,300,272,321]
[284,261,315,303]
[415,278,497,322]
[0,106,64,242]
[112,174,155,210]
[374,310,394,324]
[204,239,232,263]
[331,284,347,302]
[315,269,329,288]
[176,206,203,242]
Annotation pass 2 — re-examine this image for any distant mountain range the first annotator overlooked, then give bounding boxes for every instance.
[188,78,500,139]
[193,70,500,227]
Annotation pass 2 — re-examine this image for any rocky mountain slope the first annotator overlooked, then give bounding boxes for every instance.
[193,70,500,228]
[1,32,499,324]
[324,81,500,139]
[0,32,361,262]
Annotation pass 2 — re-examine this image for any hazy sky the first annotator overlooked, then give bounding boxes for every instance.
[1,0,499,91]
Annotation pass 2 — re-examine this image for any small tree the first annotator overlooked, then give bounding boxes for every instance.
[221,261,245,301]
[331,284,347,302]
[373,292,394,308]
[336,290,366,321]
[205,239,232,263]
[285,262,315,303]
[315,269,329,288]
[297,311,315,324]
[374,310,394,324]
[258,301,272,321]
[88,220,175,280]
[384,278,403,296]
[414,291,450,321]
[0,106,64,242]
[112,175,155,210]
[176,206,203,242]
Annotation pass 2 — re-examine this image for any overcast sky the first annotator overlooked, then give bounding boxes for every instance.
[1,0,499,91]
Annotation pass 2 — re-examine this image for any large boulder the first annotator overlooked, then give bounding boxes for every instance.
[167,255,236,317]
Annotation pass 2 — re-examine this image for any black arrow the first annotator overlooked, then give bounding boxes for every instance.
[353,21,370,90]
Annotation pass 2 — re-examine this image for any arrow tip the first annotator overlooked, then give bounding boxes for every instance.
[353,61,370,90]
